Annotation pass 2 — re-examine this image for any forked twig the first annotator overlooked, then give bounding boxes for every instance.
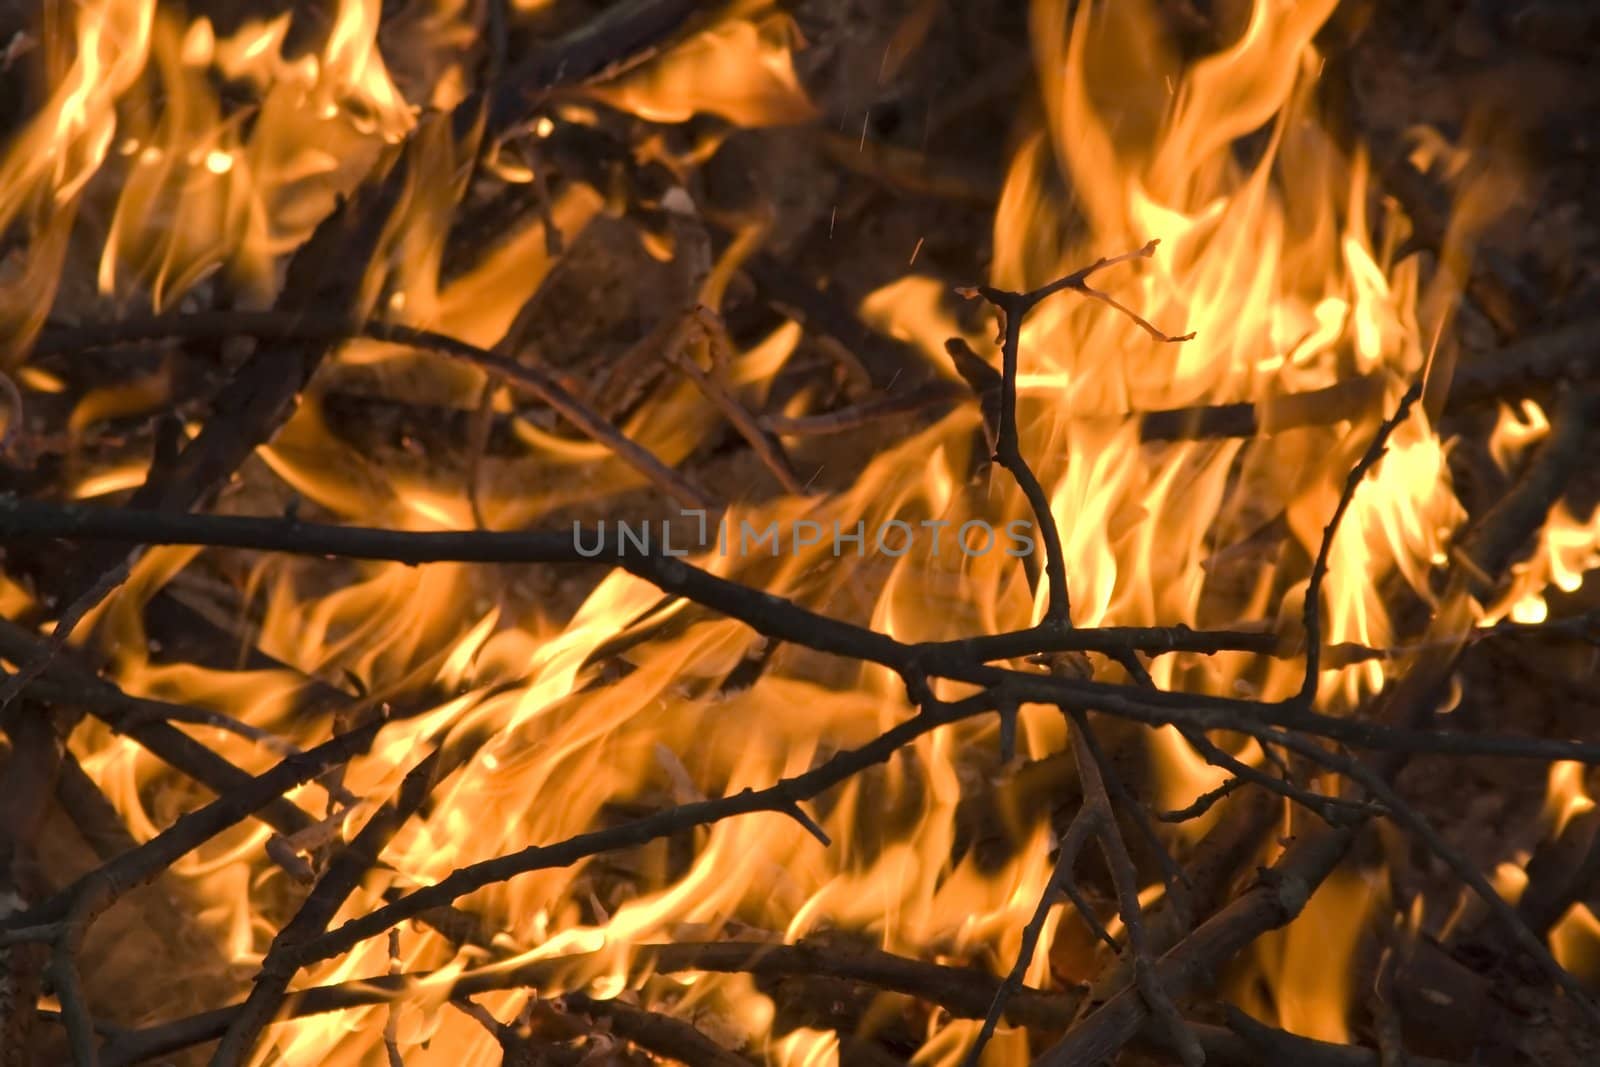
[960,240,1194,628]
[963,801,1100,1066]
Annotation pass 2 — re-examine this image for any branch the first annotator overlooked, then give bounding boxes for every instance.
[1067,710,1203,1066]
[1205,1004,1466,1067]
[1035,819,1357,1064]
[97,937,1077,1064]
[0,617,319,837]
[961,240,1194,626]
[1,716,387,940]
[31,310,712,509]
[663,306,808,496]
[8,498,1600,770]
[267,687,999,975]
[1453,388,1600,597]
[964,796,1100,1065]
[1299,381,1423,705]
[209,749,448,1065]
[560,991,753,1067]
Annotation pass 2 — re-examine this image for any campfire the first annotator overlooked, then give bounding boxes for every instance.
[3,0,1599,1063]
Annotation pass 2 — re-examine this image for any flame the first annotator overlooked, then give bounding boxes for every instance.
[1479,399,1600,625]
[1485,494,1600,626]
[1543,761,1595,839]
[0,1,154,350]
[1551,906,1600,985]
[586,14,818,127]
[1488,398,1550,472]
[0,0,1555,1062]
[1230,865,1376,1042]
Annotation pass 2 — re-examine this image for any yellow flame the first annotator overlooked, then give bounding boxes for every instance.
[587,15,818,126]
[1543,761,1595,838]
[1551,905,1600,985]
[1233,865,1375,1042]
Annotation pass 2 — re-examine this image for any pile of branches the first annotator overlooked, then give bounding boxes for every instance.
[2,2,1599,1066]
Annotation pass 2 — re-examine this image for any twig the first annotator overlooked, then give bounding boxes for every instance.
[963,240,1193,626]
[1453,389,1600,597]
[209,748,446,1064]
[89,926,1471,1067]
[663,306,809,495]
[1162,729,1381,827]
[10,499,1600,771]
[560,991,753,1067]
[51,754,140,862]
[1035,819,1357,1065]
[759,380,968,436]
[0,617,312,809]
[99,935,1073,1064]
[1298,381,1423,705]
[964,801,1099,1066]
[1280,733,1600,1030]
[32,310,712,509]
[0,551,136,713]
[768,331,1600,449]
[1209,1005,1465,1067]
[44,933,96,1066]
[2,716,387,941]
[1068,710,1204,1066]
[265,690,1003,975]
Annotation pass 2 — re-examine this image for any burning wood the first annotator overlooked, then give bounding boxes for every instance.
[1,1,1598,1065]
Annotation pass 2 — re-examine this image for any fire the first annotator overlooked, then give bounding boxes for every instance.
[585,12,817,127]
[1535,764,1600,985]
[1477,399,1600,625]
[1,0,1576,1063]
[1229,866,1376,1044]
[1545,761,1596,839]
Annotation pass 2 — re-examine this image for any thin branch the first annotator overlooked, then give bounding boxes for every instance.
[560,991,753,1067]
[1211,1004,1465,1067]
[0,617,318,834]
[1069,709,1203,1066]
[101,936,1076,1065]
[1453,389,1600,597]
[664,306,808,495]
[963,801,1099,1066]
[1169,728,1382,827]
[8,499,1600,771]
[266,689,1003,976]
[1035,819,1358,1065]
[1299,380,1423,706]
[209,749,447,1064]
[31,310,713,509]
[1277,732,1600,1030]
[2,716,387,939]
[0,551,137,712]
[44,933,96,1066]
[960,241,1193,626]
